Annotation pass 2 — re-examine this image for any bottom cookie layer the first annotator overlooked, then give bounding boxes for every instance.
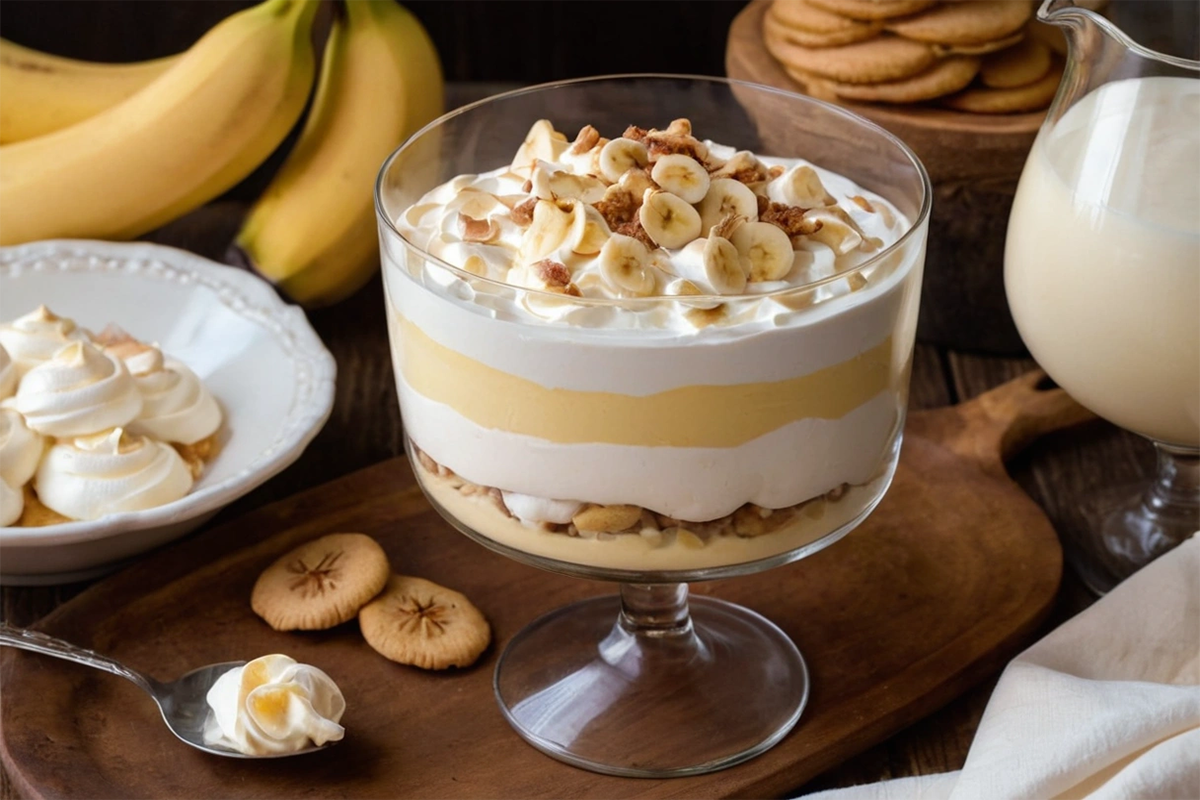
[412,446,893,572]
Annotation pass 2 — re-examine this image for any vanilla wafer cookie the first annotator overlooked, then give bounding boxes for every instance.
[886,1,1032,46]
[980,35,1051,88]
[807,0,937,21]
[765,32,937,84]
[359,575,491,670]
[933,31,1026,57]
[251,533,391,631]
[771,0,884,35]
[792,56,982,103]
[768,7,883,48]
[942,58,1062,113]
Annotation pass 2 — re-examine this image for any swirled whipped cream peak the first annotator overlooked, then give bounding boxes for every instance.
[10,340,142,437]
[0,344,16,401]
[34,427,193,521]
[99,331,222,445]
[0,305,87,375]
[203,654,346,756]
[397,118,905,327]
[0,407,43,489]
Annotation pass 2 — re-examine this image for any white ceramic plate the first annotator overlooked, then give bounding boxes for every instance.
[0,240,337,585]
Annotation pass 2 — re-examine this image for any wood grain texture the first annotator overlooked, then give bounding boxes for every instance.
[1,373,1076,800]
[727,0,1038,354]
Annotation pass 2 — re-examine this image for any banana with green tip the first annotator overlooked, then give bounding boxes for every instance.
[234,0,444,307]
[0,0,319,246]
[0,39,180,144]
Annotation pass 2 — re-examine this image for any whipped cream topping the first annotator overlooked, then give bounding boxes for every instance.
[0,407,43,489]
[395,119,907,331]
[203,654,346,756]
[106,340,222,445]
[500,490,583,525]
[0,305,87,376]
[0,478,21,527]
[35,428,193,521]
[11,341,142,437]
[0,345,16,401]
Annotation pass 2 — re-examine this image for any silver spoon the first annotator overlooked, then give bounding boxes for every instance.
[0,623,333,758]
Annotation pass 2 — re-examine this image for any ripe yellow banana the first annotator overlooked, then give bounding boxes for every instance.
[235,0,443,307]
[0,39,180,144]
[0,0,318,246]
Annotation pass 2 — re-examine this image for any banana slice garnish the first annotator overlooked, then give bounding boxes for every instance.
[519,199,573,262]
[599,137,650,183]
[703,235,748,294]
[530,160,607,204]
[650,154,710,204]
[638,189,702,249]
[567,201,611,256]
[731,221,795,282]
[599,233,656,296]
[696,178,760,235]
[776,164,833,209]
[805,207,866,255]
[512,120,569,177]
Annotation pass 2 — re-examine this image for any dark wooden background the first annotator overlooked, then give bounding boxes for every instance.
[0,0,746,79]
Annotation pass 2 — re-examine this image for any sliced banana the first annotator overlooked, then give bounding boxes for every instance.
[567,201,611,256]
[519,199,573,262]
[599,234,656,296]
[512,120,568,176]
[805,207,865,255]
[696,178,759,234]
[731,221,795,282]
[618,167,656,200]
[703,236,748,294]
[638,189,702,249]
[599,137,650,183]
[531,161,607,204]
[650,154,710,204]
[773,164,833,209]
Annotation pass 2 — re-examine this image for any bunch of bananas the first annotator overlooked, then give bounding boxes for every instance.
[0,0,443,307]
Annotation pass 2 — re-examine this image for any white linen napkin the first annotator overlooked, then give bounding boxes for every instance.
[805,536,1200,800]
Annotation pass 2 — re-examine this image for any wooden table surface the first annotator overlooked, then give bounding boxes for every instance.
[0,84,1147,799]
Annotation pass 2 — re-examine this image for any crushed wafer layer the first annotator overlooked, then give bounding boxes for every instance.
[412,445,855,547]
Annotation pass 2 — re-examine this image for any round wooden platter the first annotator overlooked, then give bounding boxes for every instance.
[0,372,1090,799]
[727,0,1047,354]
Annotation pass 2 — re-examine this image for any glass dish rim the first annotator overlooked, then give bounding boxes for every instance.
[373,73,933,307]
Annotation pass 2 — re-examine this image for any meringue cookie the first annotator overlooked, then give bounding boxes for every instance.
[12,341,142,437]
[0,306,87,376]
[35,428,193,521]
[0,407,43,488]
[203,654,346,755]
[0,478,21,527]
[0,344,16,401]
[106,340,222,445]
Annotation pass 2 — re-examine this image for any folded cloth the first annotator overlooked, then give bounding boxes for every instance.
[806,536,1200,800]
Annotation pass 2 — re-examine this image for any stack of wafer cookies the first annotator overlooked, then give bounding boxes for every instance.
[764,0,1064,113]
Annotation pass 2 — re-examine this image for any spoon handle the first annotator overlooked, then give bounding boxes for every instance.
[0,623,157,696]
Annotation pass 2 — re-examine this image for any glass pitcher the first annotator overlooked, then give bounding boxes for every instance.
[1005,1,1200,594]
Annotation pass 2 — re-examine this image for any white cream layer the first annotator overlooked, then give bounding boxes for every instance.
[399,371,899,521]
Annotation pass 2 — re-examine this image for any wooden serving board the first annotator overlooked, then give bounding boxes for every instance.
[0,373,1089,799]
[726,0,1045,354]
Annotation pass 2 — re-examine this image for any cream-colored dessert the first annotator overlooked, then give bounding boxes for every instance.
[0,305,86,376]
[101,335,222,445]
[203,654,346,756]
[35,428,193,521]
[0,307,226,527]
[1007,76,1200,447]
[387,119,924,571]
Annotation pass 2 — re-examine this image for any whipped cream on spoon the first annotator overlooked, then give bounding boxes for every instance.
[0,625,343,758]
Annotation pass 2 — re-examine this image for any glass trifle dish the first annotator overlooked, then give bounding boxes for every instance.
[377,76,929,776]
